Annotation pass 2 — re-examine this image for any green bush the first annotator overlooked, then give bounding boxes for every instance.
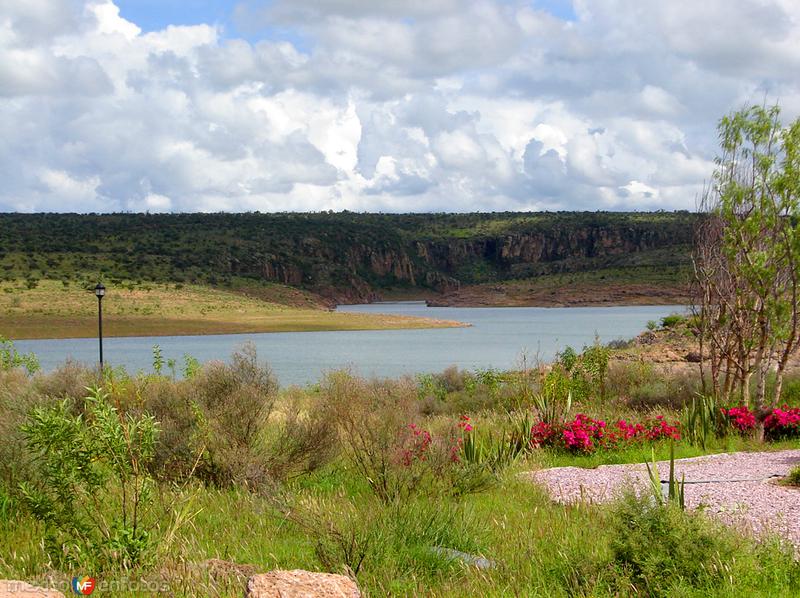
[144,345,278,487]
[0,336,39,375]
[608,494,744,595]
[19,387,163,569]
[325,371,492,502]
[660,313,685,329]
[784,465,800,487]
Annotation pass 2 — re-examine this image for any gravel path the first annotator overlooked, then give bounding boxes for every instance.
[525,449,800,549]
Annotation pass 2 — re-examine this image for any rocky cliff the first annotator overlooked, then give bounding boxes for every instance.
[225,221,695,302]
[0,211,698,303]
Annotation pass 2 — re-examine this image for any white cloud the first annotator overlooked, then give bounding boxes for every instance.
[1,0,799,212]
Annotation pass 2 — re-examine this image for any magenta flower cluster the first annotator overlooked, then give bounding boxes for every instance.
[399,416,473,467]
[531,413,681,453]
[723,405,800,439]
[399,423,432,466]
[725,406,756,431]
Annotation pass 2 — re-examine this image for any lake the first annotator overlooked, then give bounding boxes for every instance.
[15,302,683,386]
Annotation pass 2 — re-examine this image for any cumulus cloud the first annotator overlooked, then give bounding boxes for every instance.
[0,0,798,213]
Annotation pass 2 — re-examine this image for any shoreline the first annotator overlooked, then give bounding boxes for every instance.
[368,278,690,309]
[2,314,467,341]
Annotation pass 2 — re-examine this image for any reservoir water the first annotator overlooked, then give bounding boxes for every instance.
[15,302,683,386]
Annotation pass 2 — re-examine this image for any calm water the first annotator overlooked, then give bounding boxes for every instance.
[15,303,682,386]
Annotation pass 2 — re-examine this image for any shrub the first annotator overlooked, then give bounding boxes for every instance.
[764,406,800,440]
[142,345,278,487]
[531,413,680,453]
[608,493,746,595]
[534,364,572,425]
[725,406,757,432]
[784,466,800,487]
[262,389,339,480]
[723,404,800,440]
[660,313,685,329]
[0,336,39,375]
[324,372,492,502]
[19,387,163,569]
[32,359,96,400]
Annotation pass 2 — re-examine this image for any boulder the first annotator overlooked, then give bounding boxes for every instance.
[245,570,360,598]
[0,581,64,597]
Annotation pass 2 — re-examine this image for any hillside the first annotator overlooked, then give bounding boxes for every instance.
[0,211,697,304]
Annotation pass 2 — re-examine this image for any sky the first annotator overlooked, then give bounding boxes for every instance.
[1,1,799,214]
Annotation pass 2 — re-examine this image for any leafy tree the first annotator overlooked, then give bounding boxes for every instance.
[694,105,800,432]
[19,387,165,569]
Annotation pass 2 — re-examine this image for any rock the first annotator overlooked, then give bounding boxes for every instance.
[685,351,702,363]
[638,331,657,345]
[245,570,360,598]
[430,546,495,569]
[0,580,64,597]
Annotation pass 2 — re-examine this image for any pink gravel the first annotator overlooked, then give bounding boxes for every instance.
[525,449,800,549]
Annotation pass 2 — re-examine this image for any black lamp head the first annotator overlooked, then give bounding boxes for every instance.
[94,283,106,298]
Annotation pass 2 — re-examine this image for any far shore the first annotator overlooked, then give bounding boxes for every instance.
[0,280,465,341]
[372,281,690,309]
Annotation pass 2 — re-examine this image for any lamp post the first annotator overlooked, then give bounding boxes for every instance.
[94,283,105,368]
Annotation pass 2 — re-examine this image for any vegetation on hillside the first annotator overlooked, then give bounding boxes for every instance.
[0,211,696,301]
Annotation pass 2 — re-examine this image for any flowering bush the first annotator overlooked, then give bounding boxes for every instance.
[725,406,756,432]
[530,413,680,453]
[722,405,800,439]
[765,406,800,440]
[398,423,432,466]
[562,413,606,451]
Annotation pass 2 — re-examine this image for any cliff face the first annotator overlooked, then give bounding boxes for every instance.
[240,225,692,302]
[417,227,675,269]
[0,212,696,304]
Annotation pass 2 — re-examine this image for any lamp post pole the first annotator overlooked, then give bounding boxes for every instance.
[95,283,105,369]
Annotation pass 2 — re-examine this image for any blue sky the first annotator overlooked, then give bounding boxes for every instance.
[116,0,234,32]
[116,0,577,36]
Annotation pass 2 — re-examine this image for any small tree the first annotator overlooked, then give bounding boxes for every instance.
[693,105,800,434]
[19,387,162,569]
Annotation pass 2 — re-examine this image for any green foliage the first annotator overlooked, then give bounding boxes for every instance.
[608,493,753,596]
[0,211,697,293]
[644,443,685,510]
[578,341,610,401]
[557,346,578,371]
[460,429,523,473]
[18,386,163,569]
[0,336,39,375]
[681,394,727,449]
[288,495,483,584]
[151,344,164,375]
[784,465,800,487]
[534,365,572,425]
[182,354,201,379]
[660,313,685,328]
[698,104,800,410]
[646,320,658,331]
